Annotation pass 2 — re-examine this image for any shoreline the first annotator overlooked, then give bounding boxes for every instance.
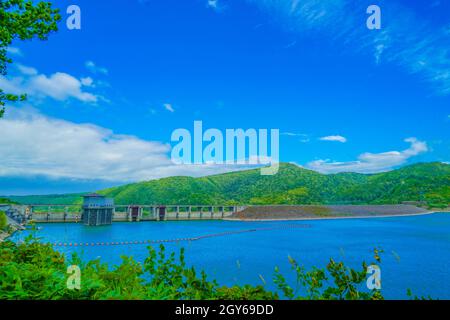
[2,210,447,232]
[224,210,440,222]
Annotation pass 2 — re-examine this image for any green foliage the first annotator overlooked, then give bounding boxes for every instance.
[7,162,450,207]
[7,193,84,205]
[0,0,61,117]
[0,197,16,204]
[0,233,392,300]
[339,163,450,205]
[428,203,448,209]
[0,211,7,230]
[425,186,450,209]
[273,249,383,300]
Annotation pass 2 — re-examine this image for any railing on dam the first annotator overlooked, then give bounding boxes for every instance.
[8,205,246,223]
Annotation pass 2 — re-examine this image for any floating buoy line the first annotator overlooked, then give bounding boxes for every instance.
[48,224,311,248]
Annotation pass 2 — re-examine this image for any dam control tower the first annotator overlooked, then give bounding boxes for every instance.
[82,193,114,226]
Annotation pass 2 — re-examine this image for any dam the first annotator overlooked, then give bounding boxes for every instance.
[3,203,430,224]
[5,204,245,223]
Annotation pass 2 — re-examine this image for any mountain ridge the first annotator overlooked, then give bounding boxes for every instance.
[5,162,449,207]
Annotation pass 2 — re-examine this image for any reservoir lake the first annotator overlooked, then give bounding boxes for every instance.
[10,212,450,299]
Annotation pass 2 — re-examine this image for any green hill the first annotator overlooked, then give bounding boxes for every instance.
[0,198,16,205]
[5,193,85,206]
[5,162,450,207]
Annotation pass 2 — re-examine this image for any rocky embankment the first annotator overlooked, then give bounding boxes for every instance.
[0,216,25,242]
[0,230,9,242]
[229,205,431,220]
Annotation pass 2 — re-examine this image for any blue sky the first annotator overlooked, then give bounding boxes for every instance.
[0,0,449,195]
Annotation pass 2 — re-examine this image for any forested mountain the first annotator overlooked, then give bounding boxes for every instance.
[6,162,450,207]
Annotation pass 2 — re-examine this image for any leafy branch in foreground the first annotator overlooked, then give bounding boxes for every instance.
[273,248,384,300]
[0,0,61,117]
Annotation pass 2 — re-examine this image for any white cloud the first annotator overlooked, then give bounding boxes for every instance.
[0,76,23,95]
[319,135,347,143]
[0,66,98,103]
[85,60,108,75]
[246,0,450,95]
[0,108,250,182]
[30,73,97,102]
[207,0,218,9]
[164,103,175,112]
[306,137,428,174]
[80,77,94,87]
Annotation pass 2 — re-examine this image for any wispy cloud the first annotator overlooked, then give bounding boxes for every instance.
[246,0,450,95]
[207,0,227,13]
[284,40,297,49]
[85,60,109,75]
[306,137,428,174]
[431,1,441,8]
[319,135,347,143]
[164,103,175,113]
[281,132,307,137]
[6,47,22,56]
[281,132,310,142]
[16,64,38,76]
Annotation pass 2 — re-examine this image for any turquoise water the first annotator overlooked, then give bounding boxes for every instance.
[11,213,450,299]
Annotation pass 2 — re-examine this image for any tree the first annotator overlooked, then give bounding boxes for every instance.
[0,211,7,230]
[0,0,61,117]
